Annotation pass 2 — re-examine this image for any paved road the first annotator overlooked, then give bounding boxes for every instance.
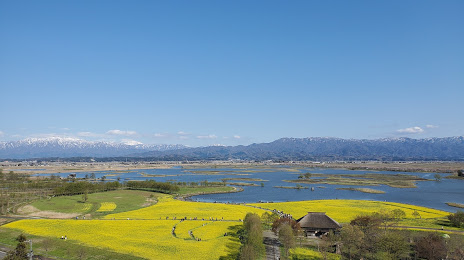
[263,230,280,260]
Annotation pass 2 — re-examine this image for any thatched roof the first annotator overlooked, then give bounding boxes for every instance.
[296,212,341,229]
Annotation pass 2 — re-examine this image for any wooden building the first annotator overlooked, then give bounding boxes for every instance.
[296,212,341,237]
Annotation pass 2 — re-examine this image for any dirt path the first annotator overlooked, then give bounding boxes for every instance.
[263,230,280,260]
[392,225,464,234]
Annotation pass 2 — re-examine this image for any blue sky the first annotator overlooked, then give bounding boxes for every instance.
[1,1,463,146]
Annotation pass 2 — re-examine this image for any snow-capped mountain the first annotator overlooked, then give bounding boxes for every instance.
[0,137,186,159]
[135,136,464,161]
[1,136,464,161]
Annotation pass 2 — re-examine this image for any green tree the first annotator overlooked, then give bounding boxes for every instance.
[81,190,88,203]
[373,210,395,231]
[340,224,365,260]
[350,215,381,232]
[261,212,278,228]
[391,209,406,221]
[375,231,410,259]
[4,234,28,260]
[239,213,265,260]
[434,173,442,182]
[457,169,463,177]
[278,223,295,258]
[448,211,464,228]
[239,244,255,260]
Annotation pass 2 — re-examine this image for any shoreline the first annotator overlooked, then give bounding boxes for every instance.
[177,186,244,202]
[3,161,464,175]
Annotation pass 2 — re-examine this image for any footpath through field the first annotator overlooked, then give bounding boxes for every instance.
[391,225,464,234]
[263,230,280,260]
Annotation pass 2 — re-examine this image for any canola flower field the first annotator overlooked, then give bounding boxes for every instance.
[249,199,449,223]
[2,193,453,259]
[290,247,341,260]
[104,196,264,221]
[5,219,240,260]
[74,202,93,212]
[96,202,117,212]
[3,195,266,260]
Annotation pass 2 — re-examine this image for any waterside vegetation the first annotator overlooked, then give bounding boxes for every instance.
[287,173,428,188]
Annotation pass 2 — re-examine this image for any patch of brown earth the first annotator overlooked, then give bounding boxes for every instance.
[17,205,78,219]
[17,205,38,214]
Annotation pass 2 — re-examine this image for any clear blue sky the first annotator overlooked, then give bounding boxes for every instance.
[1,1,463,146]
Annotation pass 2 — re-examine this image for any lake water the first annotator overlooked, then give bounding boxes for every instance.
[35,167,464,212]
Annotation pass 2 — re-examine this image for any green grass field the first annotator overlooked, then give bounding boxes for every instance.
[30,189,160,218]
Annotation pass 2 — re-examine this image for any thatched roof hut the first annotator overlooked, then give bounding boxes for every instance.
[296,212,341,236]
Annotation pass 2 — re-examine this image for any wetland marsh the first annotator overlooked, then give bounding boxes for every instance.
[32,165,464,212]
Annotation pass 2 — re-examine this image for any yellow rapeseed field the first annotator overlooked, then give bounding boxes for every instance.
[96,202,117,212]
[4,194,450,259]
[4,219,242,260]
[73,203,92,212]
[290,247,341,260]
[249,200,449,222]
[4,195,264,260]
[174,221,207,239]
[104,196,265,220]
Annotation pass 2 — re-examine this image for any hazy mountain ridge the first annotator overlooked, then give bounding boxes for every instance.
[1,136,463,161]
[0,137,186,159]
[134,136,464,161]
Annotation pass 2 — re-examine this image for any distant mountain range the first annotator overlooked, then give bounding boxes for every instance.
[0,137,186,159]
[1,136,464,161]
[134,136,464,161]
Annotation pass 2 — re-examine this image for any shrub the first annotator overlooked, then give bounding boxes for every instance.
[448,211,464,228]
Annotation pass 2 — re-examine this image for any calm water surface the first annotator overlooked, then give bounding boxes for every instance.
[36,167,464,212]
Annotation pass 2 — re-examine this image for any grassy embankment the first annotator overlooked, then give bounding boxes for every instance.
[29,189,158,218]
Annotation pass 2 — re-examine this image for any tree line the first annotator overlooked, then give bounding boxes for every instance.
[53,181,122,196]
[126,180,180,193]
[234,209,464,260]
